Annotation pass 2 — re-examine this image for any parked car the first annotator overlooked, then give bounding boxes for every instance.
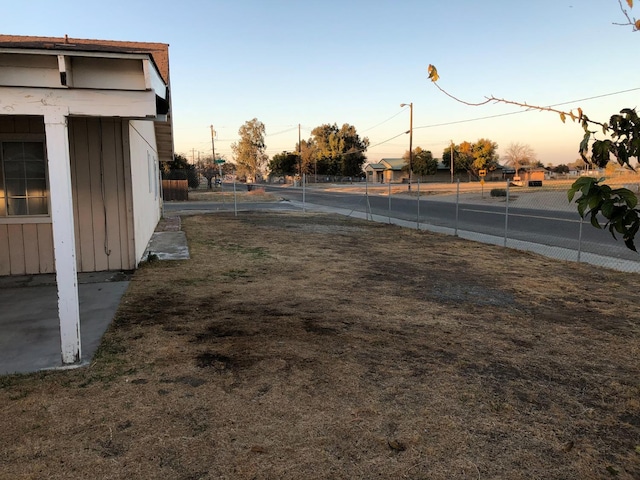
[510,176,523,187]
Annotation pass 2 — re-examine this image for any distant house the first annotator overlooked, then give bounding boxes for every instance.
[0,35,173,364]
[364,158,407,183]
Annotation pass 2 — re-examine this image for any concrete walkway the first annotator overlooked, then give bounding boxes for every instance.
[0,216,189,376]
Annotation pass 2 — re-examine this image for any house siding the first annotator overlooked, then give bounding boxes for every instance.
[0,115,54,276]
[128,119,161,265]
[69,117,134,272]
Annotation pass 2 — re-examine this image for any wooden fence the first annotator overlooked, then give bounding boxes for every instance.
[162,180,188,201]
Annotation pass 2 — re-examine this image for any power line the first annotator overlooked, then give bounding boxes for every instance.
[361,108,408,133]
[367,131,408,150]
[414,86,640,130]
[265,126,298,137]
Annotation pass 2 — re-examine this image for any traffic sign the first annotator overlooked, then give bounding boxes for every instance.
[214,159,226,164]
[478,169,487,177]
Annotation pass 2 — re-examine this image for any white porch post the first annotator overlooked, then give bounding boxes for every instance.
[45,111,81,364]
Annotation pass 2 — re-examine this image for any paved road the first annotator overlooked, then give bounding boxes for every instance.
[260,184,639,263]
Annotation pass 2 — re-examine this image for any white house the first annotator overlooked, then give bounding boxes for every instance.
[0,35,173,365]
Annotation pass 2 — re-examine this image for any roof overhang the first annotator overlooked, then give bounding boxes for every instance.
[0,40,173,162]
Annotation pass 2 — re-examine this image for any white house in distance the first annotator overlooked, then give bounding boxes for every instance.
[0,35,173,365]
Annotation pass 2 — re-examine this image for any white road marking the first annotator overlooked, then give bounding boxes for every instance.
[461,208,581,223]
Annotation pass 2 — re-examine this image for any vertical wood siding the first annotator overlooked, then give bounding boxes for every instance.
[0,223,55,275]
[69,117,133,272]
[0,115,54,276]
[0,115,134,276]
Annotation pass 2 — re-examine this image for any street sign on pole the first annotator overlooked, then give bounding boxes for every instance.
[214,159,225,164]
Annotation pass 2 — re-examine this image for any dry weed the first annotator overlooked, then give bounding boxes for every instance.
[1,212,639,479]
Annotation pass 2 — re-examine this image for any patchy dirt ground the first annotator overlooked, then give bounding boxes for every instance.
[1,212,640,479]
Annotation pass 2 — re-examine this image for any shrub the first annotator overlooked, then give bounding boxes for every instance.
[490,188,507,197]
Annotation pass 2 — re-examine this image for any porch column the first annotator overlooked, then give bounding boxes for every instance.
[44,111,81,364]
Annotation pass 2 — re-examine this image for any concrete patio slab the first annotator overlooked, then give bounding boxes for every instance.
[0,215,191,376]
[0,273,130,376]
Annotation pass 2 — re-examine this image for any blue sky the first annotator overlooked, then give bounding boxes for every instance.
[4,0,639,166]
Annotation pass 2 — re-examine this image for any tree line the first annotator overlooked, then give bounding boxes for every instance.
[170,118,552,188]
[268,122,369,179]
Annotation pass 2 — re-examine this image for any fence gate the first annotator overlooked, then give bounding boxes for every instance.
[162,180,188,201]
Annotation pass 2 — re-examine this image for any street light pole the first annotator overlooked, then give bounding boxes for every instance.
[400,103,413,191]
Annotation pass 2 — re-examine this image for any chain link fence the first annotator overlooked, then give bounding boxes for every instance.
[164,175,640,272]
[350,178,640,273]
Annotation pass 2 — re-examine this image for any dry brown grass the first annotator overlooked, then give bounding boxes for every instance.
[189,187,276,202]
[2,212,640,479]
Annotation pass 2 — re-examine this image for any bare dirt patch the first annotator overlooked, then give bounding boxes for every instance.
[1,212,640,479]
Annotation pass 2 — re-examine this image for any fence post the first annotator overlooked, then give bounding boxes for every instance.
[365,179,371,221]
[416,178,420,230]
[504,180,510,247]
[303,173,306,213]
[577,215,584,263]
[454,179,460,236]
[388,181,392,224]
[233,179,237,217]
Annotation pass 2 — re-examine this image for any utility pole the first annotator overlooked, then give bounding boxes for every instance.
[409,104,413,192]
[210,125,216,162]
[400,103,413,191]
[191,148,195,165]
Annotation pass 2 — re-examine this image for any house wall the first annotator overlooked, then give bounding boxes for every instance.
[69,117,135,272]
[128,119,161,265]
[385,170,406,183]
[0,115,161,276]
[0,115,55,275]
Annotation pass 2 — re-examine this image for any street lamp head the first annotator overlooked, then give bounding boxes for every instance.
[400,102,412,108]
[400,103,407,108]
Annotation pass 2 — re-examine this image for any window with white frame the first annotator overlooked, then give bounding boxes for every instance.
[0,141,48,216]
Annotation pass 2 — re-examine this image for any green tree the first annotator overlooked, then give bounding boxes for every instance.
[162,153,199,189]
[309,123,369,177]
[553,164,570,174]
[442,140,497,177]
[404,147,437,176]
[268,151,299,176]
[231,118,268,182]
[472,138,500,173]
[299,139,318,175]
[442,142,470,174]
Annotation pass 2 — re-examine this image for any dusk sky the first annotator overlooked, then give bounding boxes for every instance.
[4,0,639,166]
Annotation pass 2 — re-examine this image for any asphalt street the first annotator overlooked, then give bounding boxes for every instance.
[260,185,638,263]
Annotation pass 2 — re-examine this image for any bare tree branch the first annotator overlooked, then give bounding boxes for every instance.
[613,0,639,31]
